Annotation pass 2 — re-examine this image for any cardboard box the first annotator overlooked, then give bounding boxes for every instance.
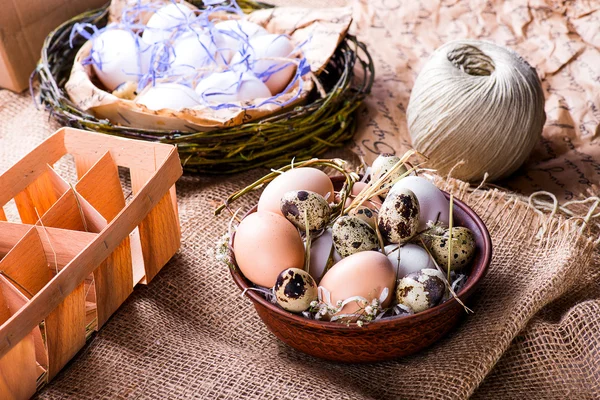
[0,0,107,92]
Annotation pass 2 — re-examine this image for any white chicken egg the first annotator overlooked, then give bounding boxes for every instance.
[136,83,199,110]
[170,29,218,74]
[384,243,435,278]
[231,34,295,95]
[308,228,342,283]
[195,70,271,104]
[91,29,151,91]
[213,19,267,63]
[142,3,195,44]
[388,176,450,230]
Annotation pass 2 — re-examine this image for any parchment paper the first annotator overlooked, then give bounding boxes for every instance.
[350,0,600,202]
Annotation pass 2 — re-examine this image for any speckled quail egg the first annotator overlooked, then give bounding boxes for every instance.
[396,268,446,313]
[274,268,318,313]
[371,154,408,197]
[112,81,138,100]
[348,206,378,230]
[280,190,330,231]
[332,216,379,258]
[429,227,476,271]
[377,188,420,244]
[389,176,449,230]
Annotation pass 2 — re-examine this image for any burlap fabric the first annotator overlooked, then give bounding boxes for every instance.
[1,0,599,398]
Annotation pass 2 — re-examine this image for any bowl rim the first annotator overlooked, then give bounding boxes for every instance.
[229,191,492,330]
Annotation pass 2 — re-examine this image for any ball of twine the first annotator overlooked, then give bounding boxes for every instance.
[407,40,546,182]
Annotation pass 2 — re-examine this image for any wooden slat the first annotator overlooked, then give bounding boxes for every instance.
[0,277,39,399]
[44,282,86,379]
[131,169,180,283]
[0,145,182,360]
[76,152,133,328]
[76,152,126,222]
[63,128,173,175]
[0,131,66,206]
[0,222,96,267]
[35,189,92,380]
[14,166,70,225]
[137,192,180,283]
[0,227,51,297]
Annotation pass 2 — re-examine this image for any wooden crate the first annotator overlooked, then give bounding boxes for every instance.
[0,127,182,398]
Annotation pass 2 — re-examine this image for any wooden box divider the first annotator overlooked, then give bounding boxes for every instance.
[0,127,182,398]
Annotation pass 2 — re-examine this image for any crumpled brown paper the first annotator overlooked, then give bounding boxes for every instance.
[65,0,352,131]
[350,0,600,202]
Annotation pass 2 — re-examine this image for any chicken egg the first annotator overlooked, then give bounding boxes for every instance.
[233,211,305,288]
[384,243,435,278]
[170,29,219,74]
[136,83,200,110]
[389,176,450,230]
[142,3,196,44]
[258,168,334,216]
[195,71,271,104]
[345,181,382,208]
[319,251,396,316]
[91,28,151,91]
[308,228,341,283]
[231,34,296,94]
[213,19,267,63]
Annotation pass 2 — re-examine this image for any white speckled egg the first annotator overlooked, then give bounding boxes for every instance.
[332,216,379,258]
[274,268,318,312]
[136,83,200,110]
[395,268,446,313]
[385,243,435,278]
[233,211,305,288]
[258,168,334,217]
[389,176,449,230]
[319,251,396,316]
[377,188,420,244]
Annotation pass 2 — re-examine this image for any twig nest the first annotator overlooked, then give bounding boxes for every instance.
[332,216,379,258]
[274,268,318,313]
[396,268,446,313]
[428,227,476,271]
[377,188,420,244]
[407,40,545,181]
[280,190,331,231]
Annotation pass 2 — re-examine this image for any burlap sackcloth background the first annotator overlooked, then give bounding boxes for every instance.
[0,0,599,398]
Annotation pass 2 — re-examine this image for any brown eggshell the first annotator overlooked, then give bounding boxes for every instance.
[258,168,335,216]
[345,181,382,208]
[319,251,395,315]
[233,211,305,287]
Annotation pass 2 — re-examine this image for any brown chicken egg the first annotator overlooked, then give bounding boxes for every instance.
[233,211,305,287]
[258,168,335,216]
[319,251,396,316]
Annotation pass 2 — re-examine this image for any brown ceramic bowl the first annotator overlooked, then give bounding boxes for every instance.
[230,184,491,362]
